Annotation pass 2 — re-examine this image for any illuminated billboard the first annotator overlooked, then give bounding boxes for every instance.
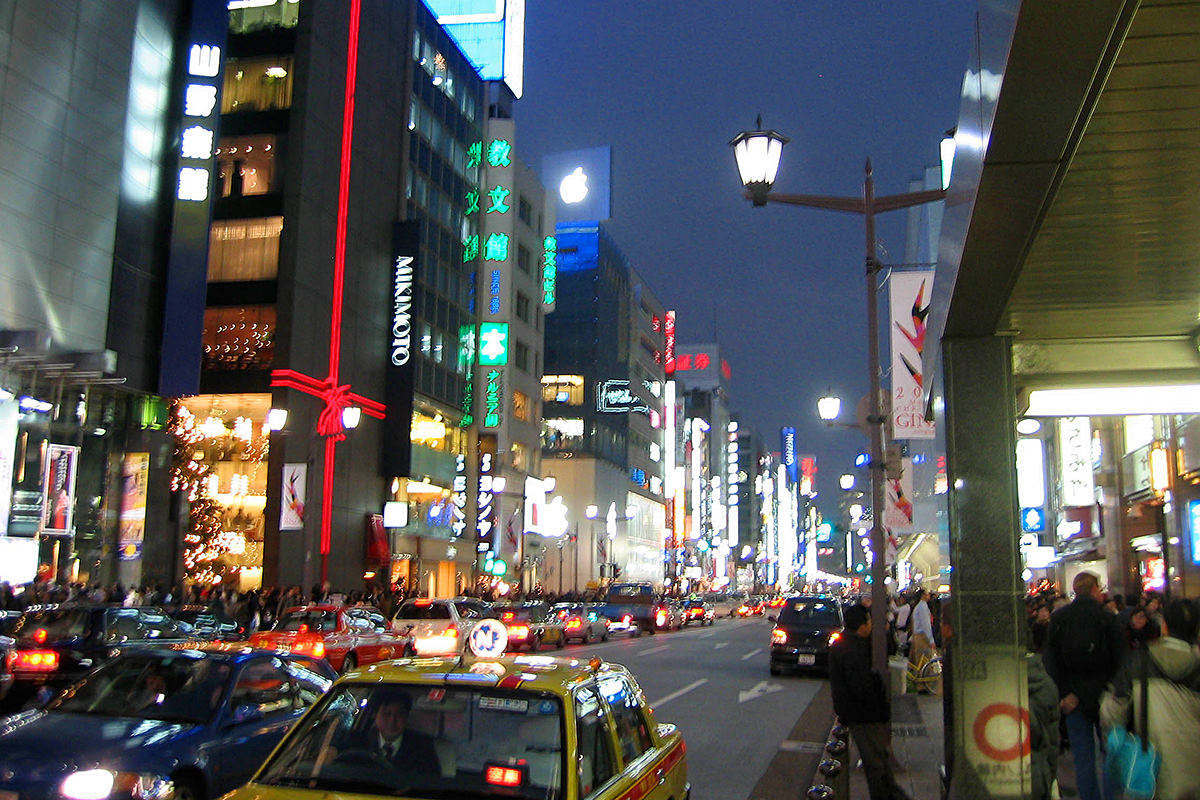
[425,0,526,98]
[542,146,612,223]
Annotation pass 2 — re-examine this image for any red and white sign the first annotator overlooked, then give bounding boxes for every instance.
[664,310,676,373]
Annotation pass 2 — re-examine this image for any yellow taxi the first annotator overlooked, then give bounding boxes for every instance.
[223,618,689,800]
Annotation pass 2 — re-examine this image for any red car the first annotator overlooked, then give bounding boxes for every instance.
[250,605,413,673]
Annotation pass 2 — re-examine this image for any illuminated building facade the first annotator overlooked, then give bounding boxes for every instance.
[541,220,667,589]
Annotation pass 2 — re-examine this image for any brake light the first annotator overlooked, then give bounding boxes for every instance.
[33,628,48,644]
[508,624,529,639]
[485,764,525,787]
[827,631,842,647]
[298,624,309,634]
[14,650,59,671]
[655,609,668,627]
[444,624,459,638]
[623,615,632,624]
[293,639,326,658]
[501,612,515,622]
[771,627,787,645]
[414,599,432,606]
[566,618,582,630]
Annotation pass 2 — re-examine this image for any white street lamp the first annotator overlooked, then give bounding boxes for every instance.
[732,119,945,674]
[817,394,842,423]
[341,406,362,429]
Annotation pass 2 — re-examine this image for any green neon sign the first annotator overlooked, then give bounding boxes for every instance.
[478,323,509,366]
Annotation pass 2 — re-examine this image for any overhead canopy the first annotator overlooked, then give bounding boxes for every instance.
[926,0,1200,404]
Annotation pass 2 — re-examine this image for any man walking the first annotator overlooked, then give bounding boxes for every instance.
[1043,571,1125,800]
[829,603,910,800]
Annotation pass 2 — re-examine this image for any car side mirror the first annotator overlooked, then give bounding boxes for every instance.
[228,704,266,726]
[767,615,777,623]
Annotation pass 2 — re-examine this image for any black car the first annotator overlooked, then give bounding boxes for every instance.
[0,644,336,800]
[768,595,845,676]
[2,604,192,712]
[167,605,248,641]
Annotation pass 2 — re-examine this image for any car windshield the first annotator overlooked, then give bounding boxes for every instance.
[48,652,232,724]
[395,602,451,620]
[779,599,841,626]
[257,682,565,799]
[277,610,339,632]
[13,608,91,643]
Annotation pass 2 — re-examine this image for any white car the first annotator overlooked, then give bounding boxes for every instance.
[390,598,483,655]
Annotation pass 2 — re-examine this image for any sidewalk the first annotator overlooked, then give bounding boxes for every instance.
[847,691,945,800]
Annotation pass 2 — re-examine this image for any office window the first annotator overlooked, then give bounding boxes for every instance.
[222,56,294,113]
[208,218,283,281]
[513,390,529,422]
[216,135,278,197]
[518,195,533,225]
[513,340,530,373]
[541,376,584,405]
[515,292,531,323]
[202,306,275,370]
[517,243,532,275]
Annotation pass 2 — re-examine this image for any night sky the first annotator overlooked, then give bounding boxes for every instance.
[512,2,977,515]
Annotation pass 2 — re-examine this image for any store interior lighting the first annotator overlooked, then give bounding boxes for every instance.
[1024,385,1200,416]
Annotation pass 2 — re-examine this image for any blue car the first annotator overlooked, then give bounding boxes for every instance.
[0,644,336,800]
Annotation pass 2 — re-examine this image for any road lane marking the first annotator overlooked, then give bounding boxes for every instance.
[715,642,729,649]
[696,631,715,638]
[650,679,708,708]
[780,740,825,753]
[738,681,784,703]
[741,647,763,660]
[637,644,670,656]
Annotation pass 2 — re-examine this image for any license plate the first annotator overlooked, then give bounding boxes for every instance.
[797,654,815,665]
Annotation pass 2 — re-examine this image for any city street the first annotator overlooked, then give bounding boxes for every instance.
[566,615,830,800]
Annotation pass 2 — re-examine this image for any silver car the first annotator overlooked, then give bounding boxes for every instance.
[551,602,610,643]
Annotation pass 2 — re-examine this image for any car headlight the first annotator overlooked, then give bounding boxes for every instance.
[61,770,172,800]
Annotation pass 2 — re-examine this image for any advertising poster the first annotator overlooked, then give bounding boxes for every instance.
[889,271,936,439]
[884,456,916,533]
[42,443,80,535]
[280,462,307,530]
[118,453,150,560]
[0,398,17,536]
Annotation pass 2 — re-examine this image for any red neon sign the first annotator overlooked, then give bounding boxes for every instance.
[664,310,676,373]
[269,0,385,582]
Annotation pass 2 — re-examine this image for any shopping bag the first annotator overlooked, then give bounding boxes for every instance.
[1105,724,1160,800]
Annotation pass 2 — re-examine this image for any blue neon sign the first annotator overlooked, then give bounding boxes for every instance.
[1189,499,1200,565]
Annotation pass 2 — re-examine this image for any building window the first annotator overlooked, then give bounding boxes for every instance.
[222,56,294,113]
[541,375,584,405]
[515,292,531,323]
[517,243,532,275]
[228,1,299,33]
[513,390,529,422]
[518,195,533,225]
[208,218,283,281]
[216,135,278,197]
[202,306,275,370]
[542,418,584,451]
[510,441,527,471]
[513,339,530,373]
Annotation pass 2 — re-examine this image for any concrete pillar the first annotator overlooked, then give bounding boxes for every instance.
[942,336,1031,799]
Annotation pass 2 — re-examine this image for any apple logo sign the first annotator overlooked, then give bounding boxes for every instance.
[559,167,589,204]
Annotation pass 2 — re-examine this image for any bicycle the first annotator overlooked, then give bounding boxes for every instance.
[906,649,943,694]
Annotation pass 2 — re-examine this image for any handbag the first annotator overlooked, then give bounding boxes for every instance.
[1105,652,1161,800]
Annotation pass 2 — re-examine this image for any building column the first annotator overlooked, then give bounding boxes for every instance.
[942,336,1030,799]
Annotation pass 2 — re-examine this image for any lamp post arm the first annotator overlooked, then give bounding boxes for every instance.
[870,187,947,214]
[748,191,866,214]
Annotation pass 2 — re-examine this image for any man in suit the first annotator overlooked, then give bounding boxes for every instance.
[370,691,441,775]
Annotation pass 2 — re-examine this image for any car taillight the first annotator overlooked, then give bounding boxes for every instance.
[33,628,49,644]
[501,612,515,622]
[14,649,60,671]
[655,609,668,626]
[623,614,632,624]
[508,624,529,639]
[827,631,842,647]
[771,627,787,645]
[566,619,582,630]
[444,623,459,638]
[294,639,326,658]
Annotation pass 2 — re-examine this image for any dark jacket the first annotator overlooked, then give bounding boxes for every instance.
[1042,595,1125,720]
[829,631,889,724]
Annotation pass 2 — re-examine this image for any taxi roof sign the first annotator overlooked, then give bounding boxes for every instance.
[468,618,509,658]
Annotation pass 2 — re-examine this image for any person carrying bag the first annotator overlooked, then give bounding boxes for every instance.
[1100,598,1200,800]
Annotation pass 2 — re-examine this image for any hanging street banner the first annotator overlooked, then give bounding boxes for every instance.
[280,462,307,530]
[889,271,936,439]
[884,456,915,533]
[43,444,79,535]
[0,398,17,536]
[118,453,150,560]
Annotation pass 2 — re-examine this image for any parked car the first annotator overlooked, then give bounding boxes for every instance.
[224,650,688,800]
[551,602,610,643]
[0,644,336,800]
[769,595,845,676]
[250,604,414,673]
[493,601,567,651]
[2,604,192,712]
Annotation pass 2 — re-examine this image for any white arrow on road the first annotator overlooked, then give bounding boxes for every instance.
[738,680,784,704]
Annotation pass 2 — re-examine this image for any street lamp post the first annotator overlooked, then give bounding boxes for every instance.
[731,119,945,674]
